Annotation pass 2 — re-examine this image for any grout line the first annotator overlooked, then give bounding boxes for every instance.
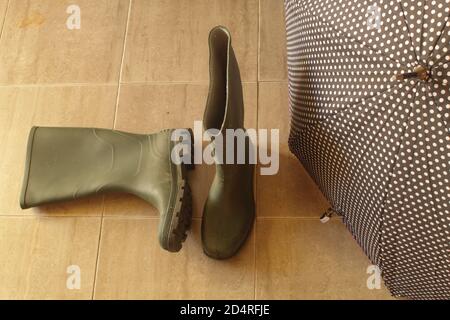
[91,195,105,300]
[102,215,160,219]
[112,0,133,129]
[254,0,261,301]
[121,80,259,85]
[0,214,102,218]
[0,214,335,221]
[121,80,209,85]
[0,83,118,88]
[0,0,10,42]
[100,215,203,221]
[90,0,133,299]
[257,0,261,83]
[0,213,332,221]
[0,81,260,88]
[258,79,288,83]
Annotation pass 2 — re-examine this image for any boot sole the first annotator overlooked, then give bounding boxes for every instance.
[161,129,194,252]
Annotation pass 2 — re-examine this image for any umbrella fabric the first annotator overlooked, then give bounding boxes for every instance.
[284,0,449,299]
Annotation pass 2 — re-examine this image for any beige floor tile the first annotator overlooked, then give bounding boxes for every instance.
[94,218,255,299]
[122,0,258,83]
[104,83,257,217]
[256,218,395,299]
[0,0,129,84]
[257,82,328,217]
[259,0,287,81]
[0,85,116,216]
[0,216,101,299]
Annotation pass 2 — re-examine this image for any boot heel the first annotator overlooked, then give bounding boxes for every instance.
[162,179,193,253]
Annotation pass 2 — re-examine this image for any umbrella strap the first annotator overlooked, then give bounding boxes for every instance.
[391,65,431,81]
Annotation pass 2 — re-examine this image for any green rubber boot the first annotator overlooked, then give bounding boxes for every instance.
[201,26,256,259]
[20,126,194,252]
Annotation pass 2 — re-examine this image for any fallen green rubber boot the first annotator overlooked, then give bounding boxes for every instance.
[201,26,256,259]
[20,127,194,252]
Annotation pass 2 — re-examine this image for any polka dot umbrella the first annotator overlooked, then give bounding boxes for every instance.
[284,0,449,299]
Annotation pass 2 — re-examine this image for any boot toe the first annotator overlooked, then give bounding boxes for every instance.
[202,237,241,260]
[201,208,254,259]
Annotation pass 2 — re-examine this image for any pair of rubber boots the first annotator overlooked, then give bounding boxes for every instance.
[19,26,255,259]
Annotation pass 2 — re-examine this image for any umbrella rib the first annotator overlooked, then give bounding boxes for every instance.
[340,82,418,243]
[304,5,410,69]
[431,76,449,90]
[418,0,428,62]
[397,0,420,63]
[434,55,450,69]
[376,81,420,273]
[427,80,449,134]
[339,121,391,255]
[325,81,417,262]
[426,11,450,65]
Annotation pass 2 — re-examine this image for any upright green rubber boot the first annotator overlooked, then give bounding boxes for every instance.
[201,26,256,259]
[20,127,194,252]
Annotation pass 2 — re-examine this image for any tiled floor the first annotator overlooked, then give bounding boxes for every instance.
[0,0,394,299]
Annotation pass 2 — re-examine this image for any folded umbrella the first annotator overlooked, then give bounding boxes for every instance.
[284,0,449,299]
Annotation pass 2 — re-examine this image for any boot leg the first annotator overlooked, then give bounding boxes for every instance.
[20,126,194,252]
